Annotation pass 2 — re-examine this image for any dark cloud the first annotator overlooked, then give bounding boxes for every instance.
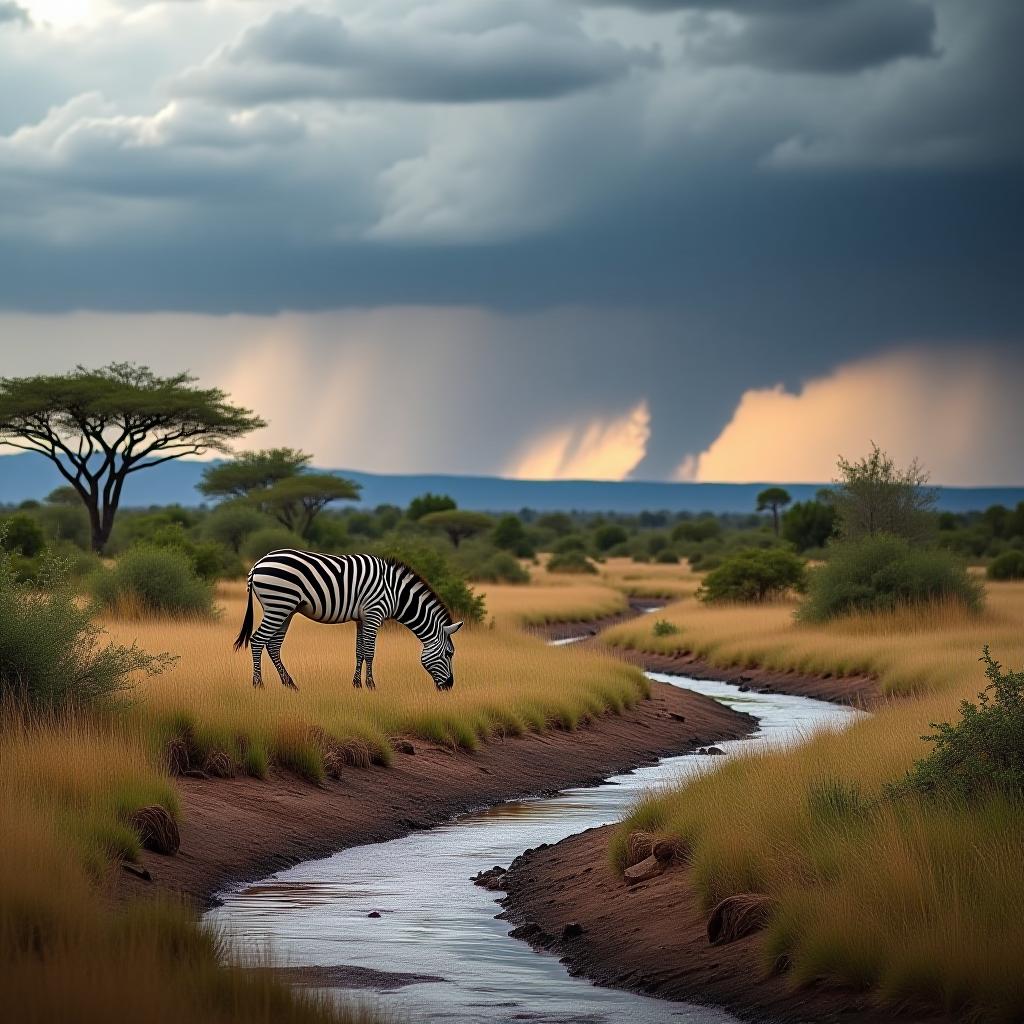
[593,0,936,73]
[175,5,657,105]
[0,2,29,27]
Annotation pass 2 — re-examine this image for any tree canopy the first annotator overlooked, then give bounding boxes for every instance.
[419,509,493,547]
[0,363,264,552]
[198,447,311,499]
[407,492,457,521]
[251,474,360,538]
[756,487,792,536]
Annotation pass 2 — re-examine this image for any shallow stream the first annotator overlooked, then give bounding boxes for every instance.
[208,664,859,1023]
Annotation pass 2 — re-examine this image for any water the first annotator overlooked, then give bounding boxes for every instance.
[208,669,860,1023]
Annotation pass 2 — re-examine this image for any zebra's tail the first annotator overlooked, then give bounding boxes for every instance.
[234,576,255,652]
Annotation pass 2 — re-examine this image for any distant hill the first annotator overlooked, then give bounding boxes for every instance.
[0,452,1019,514]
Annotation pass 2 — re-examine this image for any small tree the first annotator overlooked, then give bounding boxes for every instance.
[782,500,837,552]
[420,509,493,548]
[198,447,311,499]
[492,515,534,557]
[0,364,264,552]
[757,487,792,536]
[832,442,937,544]
[250,474,360,539]
[697,548,806,604]
[407,492,456,521]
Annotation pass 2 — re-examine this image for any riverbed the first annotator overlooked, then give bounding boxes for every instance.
[207,671,859,1023]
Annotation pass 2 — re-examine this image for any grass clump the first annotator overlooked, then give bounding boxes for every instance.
[90,545,216,618]
[904,647,1024,801]
[697,548,806,604]
[799,535,981,623]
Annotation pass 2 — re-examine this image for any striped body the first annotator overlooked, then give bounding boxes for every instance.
[235,549,463,691]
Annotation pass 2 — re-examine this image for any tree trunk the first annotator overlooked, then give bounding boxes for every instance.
[772,506,780,536]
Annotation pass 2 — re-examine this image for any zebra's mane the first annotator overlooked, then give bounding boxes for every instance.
[384,557,453,623]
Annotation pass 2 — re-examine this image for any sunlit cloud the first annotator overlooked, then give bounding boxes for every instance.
[507,400,650,481]
[679,347,1024,486]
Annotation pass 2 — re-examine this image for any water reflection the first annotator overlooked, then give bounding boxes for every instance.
[208,673,859,1023]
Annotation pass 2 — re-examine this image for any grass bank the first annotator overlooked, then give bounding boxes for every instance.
[607,578,1024,1020]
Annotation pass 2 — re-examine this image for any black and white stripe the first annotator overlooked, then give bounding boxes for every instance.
[234,550,463,691]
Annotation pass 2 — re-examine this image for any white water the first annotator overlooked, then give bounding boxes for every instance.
[208,670,859,1023]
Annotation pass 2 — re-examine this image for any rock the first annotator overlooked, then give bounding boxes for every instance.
[737,684,750,693]
[202,750,235,778]
[561,921,584,940]
[165,738,190,776]
[130,805,180,856]
[625,830,655,867]
[706,893,777,945]
[653,838,686,864]
[669,712,686,722]
[472,866,508,887]
[121,861,152,882]
[624,855,664,884]
[484,876,505,891]
[705,746,725,756]
[367,911,381,919]
[391,738,415,755]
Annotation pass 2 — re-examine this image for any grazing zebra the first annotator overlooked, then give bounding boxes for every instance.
[233,550,463,691]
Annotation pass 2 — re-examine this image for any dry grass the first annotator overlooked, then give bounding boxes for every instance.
[612,580,1024,1020]
[0,714,385,1024]
[94,581,646,778]
[485,574,628,626]
[598,557,704,601]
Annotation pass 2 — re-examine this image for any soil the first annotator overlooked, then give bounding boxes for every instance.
[499,827,941,1024]
[112,677,755,910]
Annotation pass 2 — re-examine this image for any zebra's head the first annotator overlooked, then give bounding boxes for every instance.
[422,621,463,690]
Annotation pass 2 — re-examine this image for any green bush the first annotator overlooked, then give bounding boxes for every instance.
[652,619,680,637]
[552,534,588,555]
[798,535,982,623]
[0,547,172,709]
[547,551,598,575]
[697,548,806,604]
[0,512,46,557]
[594,524,628,552]
[203,503,271,553]
[987,551,1024,581]
[491,515,535,557]
[376,537,485,624]
[148,522,243,581]
[90,545,216,617]
[463,550,530,584]
[241,526,307,562]
[903,648,1024,801]
[655,549,679,564]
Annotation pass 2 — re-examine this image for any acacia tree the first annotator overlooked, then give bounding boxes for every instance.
[0,364,264,553]
[198,447,311,499]
[250,474,361,538]
[756,487,792,536]
[420,509,493,548]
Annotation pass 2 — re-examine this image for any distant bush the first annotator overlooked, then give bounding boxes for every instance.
[491,515,535,558]
[903,648,1024,801]
[0,546,172,709]
[552,534,588,555]
[987,551,1024,581]
[697,548,806,604]
[688,551,722,572]
[464,550,530,584]
[798,535,982,623]
[90,545,216,618]
[203,503,270,553]
[407,492,456,521]
[547,551,598,575]
[594,524,629,552]
[0,513,46,558]
[241,526,307,562]
[782,500,837,553]
[672,517,721,543]
[652,619,680,637]
[148,523,243,581]
[376,537,485,624]
[655,549,679,564]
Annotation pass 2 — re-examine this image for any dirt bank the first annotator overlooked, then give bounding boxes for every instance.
[114,679,754,910]
[613,646,881,708]
[500,826,940,1024]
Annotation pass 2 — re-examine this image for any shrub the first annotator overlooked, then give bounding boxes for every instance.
[798,535,982,623]
[903,648,1024,801]
[0,513,46,557]
[241,526,307,562]
[407,492,456,521]
[147,523,243,581]
[202,503,270,553]
[594,524,629,552]
[697,548,806,604]
[375,536,485,623]
[988,550,1024,581]
[90,545,216,618]
[652,619,680,637]
[463,550,530,584]
[552,534,588,555]
[491,515,535,557]
[547,551,598,575]
[782,500,837,553]
[0,547,172,708]
[655,549,679,564]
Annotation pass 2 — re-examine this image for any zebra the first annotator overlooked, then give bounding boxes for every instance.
[233,550,463,691]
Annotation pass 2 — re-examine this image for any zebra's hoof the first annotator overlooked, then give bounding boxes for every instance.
[352,679,362,689]
[366,679,376,691]
[282,678,299,691]
[252,678,264,689]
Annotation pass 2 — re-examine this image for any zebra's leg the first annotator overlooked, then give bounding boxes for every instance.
[249,616,282,689]
[266,614,298,690]
[352,619,365,688]
[360,612,383,691]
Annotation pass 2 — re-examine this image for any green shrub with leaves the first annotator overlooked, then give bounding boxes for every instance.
[987,550,1024,581]
[903,648,1024,800]
[547,551,598,575]
[240,526,307,562]
[463,550,530,584]
[697,547,806,604]
[652,619,680,637]
[375,536,485,624]
[90,545,216,618]
[0,512,46,557]
[798,534,982,623]
[0,546,172,708]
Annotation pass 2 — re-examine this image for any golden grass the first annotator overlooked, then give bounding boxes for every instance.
[611,580,1024,1020]
[0,715,385,1024]
[484,574,628,626]
[598,557,704,601]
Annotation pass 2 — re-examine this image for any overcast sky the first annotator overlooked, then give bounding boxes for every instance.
[0,0,1021,484]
